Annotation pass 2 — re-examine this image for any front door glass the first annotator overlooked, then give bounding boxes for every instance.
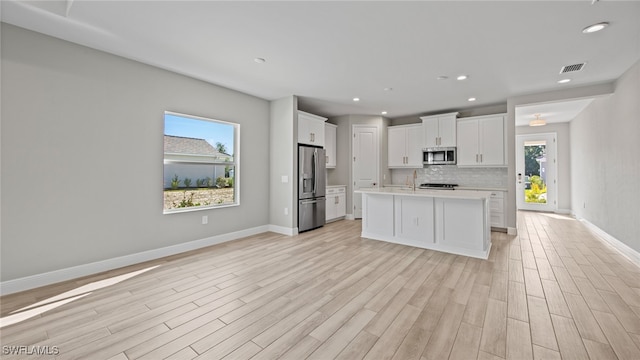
[523,140,547,204]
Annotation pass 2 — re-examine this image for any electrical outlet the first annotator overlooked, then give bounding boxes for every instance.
[284,207,289,215]
[202,215,208,225]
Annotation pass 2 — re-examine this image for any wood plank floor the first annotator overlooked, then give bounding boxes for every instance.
[2,211,640,359]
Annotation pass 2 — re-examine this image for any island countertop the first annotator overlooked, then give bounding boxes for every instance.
[355,187,492,200]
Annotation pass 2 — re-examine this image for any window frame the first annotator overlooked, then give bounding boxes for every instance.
[163,111,240,214]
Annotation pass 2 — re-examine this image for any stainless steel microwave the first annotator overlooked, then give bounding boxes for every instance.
[423,147,457,165]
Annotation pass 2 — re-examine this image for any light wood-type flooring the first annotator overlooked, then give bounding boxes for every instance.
[2,211,640,359]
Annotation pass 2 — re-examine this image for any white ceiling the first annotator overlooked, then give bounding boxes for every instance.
[2,0,640,121]
[515,98,596,126]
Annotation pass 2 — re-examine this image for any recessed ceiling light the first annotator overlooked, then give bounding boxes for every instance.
[558,78,571,84]
[353,97,360,102]
[437,76,449,80]
[468,97,476,102]
[457,75,468,81]
[383,87,393,91]
[582,22,609,33]
[254,57,266,63]
[381,111,388,115]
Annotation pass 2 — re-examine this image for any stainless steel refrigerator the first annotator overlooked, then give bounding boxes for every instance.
[298,145,326,232]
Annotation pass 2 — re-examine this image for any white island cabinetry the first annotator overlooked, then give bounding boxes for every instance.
[357,188,491,259]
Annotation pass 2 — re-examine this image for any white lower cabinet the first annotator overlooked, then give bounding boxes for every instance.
[489,191,506,228]
[326,186,346,221]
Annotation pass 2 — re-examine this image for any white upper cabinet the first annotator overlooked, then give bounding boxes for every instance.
[388,124,423,168]
[420,112,458,147]
[324,123,337,168]
[457,114,506,167]
[298,111,327,146]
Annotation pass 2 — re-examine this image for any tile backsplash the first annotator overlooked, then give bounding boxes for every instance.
[391,166,508,189]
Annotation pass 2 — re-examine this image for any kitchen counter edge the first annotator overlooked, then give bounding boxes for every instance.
[356,187,491,200]
[326,185,347,189]
[383,184,506,192]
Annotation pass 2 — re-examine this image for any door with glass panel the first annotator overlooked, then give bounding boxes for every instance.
[516,133,557,212]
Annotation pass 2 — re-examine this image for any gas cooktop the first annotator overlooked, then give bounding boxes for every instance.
[419,183,458,190]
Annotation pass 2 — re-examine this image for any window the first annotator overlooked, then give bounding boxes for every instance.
[163,111,239,213]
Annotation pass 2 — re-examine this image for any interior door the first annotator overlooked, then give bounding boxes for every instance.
[516,133,557,212]
[353,125,379,219]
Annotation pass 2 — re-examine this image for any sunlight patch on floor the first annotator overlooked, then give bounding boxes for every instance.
[0,293,92,328]
[539,212,574,220]
[1,265,160,328]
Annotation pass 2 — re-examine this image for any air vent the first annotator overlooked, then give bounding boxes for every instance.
[560,63,586,74]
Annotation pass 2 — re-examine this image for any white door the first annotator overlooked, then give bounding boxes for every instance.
[516,133,557,212]
[353,125,379,219]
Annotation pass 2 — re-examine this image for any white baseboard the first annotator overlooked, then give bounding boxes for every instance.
[268,224,297,236]
[507,227,518,235]
[579,218,640,267]
[0,225,270,296]
[555,208,572,215]
[345,214,356,220]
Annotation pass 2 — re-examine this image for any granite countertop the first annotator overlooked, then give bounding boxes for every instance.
[327,185,347,188]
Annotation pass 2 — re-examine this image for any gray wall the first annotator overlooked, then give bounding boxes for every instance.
[516,123,571,213]
[269,96,297,229]
[570,59,640,253]
[1,24,271,281]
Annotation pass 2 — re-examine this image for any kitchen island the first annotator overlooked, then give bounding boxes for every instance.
[355,187,492,259]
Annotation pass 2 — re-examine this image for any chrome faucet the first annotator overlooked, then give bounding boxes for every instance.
[413,169,417,191]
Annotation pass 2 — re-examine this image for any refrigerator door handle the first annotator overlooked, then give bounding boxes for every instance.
[313,149,318,194]
[300,199,318,205]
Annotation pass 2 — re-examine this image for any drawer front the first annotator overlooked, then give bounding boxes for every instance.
[491,212,505,227]
[327,188,337,195]
[490,198,504,212]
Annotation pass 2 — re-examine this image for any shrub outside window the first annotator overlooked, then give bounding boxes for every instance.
[163,111,239,213]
